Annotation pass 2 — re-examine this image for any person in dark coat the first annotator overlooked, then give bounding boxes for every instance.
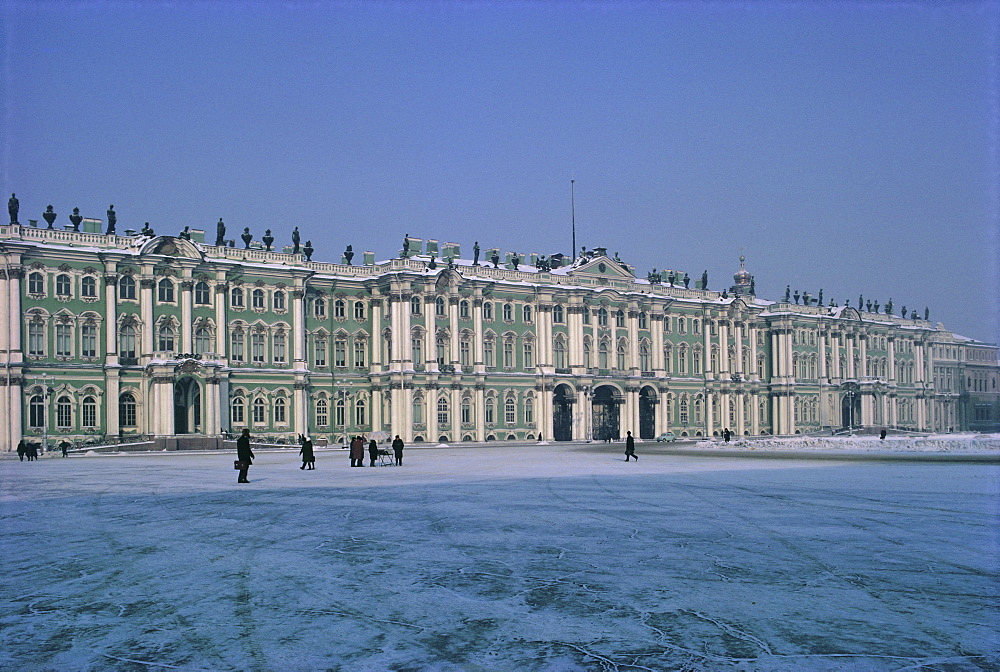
[624,431,637,461]
[28,443,38,461]
[16,439,25,461]
[723,428,731,443]
[299,435,315,470]
[880,428,887,441]
[236,428,254,483]
[392,435,404,466]
[60,440,71,457]
[368,438,379,467]
[350,436,365,467]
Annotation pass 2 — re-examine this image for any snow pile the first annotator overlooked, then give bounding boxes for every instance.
[694,434,1000,453]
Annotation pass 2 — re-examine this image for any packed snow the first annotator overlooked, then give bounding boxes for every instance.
[1,441,998,671]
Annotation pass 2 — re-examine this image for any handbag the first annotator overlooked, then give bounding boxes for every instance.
[234,460,245,470]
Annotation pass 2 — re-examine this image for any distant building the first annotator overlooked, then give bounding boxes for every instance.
[1,223,997,451]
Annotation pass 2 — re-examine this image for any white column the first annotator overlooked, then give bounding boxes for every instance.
[449,297,460,370]
[628,309,640,373]
[292,284,306,365]
[425,296,437,372]
[180,277,193,354]
[859,334,868,377]
[140,274,154,357]
[733,321,744,375]
[705,390,714,436]
[568,305,584,371]
[473,298,485,373]
[652,314,664,373]
[215,278,228,355]
[719,320,730,376]
[704,320,713,378]
[451,386,461,440]
[370,298,383,371]
[749,326,758,380]
[887,337,896,384]
[427,386,438,440]
[817,330,827,380]
[475,384,486,441]
[750,391,759,435]
[104,273,118,357]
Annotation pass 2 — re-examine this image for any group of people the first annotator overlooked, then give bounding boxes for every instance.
[234,429,406,483]
[15,440,40,461]
[349,435,404,467]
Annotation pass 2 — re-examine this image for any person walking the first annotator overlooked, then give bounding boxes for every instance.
[299,435,315,470]
[350,436,365,467]
[60,440,71,457]
[27,443,38,461]
[236,428,254,483]
[16,439,26,461]
[368,437,379,467]
[723,428,731,443]
[879,428,887,441]
[625,431,637,461]
[392,435,404,466]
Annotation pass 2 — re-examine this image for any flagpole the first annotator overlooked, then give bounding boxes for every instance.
[571,179,576,260]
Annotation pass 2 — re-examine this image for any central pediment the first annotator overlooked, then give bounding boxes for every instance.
[571,256,634,279]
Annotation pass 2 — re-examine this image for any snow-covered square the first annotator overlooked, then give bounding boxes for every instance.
[2,442,998,671]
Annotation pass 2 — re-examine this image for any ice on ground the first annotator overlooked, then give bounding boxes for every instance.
[1,443,997,671]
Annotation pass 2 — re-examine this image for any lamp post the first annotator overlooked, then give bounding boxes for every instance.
[580,385,593,442]
[339,380,353,449]
[35,373,53,454]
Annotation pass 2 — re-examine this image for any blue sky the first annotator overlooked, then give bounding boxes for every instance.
[2,1,997,343]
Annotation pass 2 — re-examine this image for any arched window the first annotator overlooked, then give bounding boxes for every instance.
[28,272,45,294]
[195,327,212,354]
[598,342,609,369]
[436,297,446,317]
[678,345,687,374]
[119,275,136,300]
[274,397,287,424]
[412,396,424,424]
[459,300,470,319]
[503,303,513,322]
[120,324,136,359]
[334,299,346,319]
[616,342,627,370]
[525,397,534,425]
[554,338,566,369]
[523,305,533,323]
[638,312,648,329]
[273,290,286,311]
[436,397,448,426]
[314,298,326,318]
[639,342,650,371]
[485,396,495,424]
[158,324,175,352]
[597,308,609,326]
[194,281,210,304]
[157,278,174,303]
[678,317,687,334]
[583,341,592,369]
[553,304,564,323]
[230,395,245,424]
[231,287,244,307]
[56,396,73,429]
[461,397,472,423]
[663,344,672,373]
[120,392,137,427]
[316,399,328,427]
[693,319,700,335]
[81,276,97,298]
[483,302,493,321]
[252,289,265,309]
[253,398,266,424]
[56,274,72,296]
[505,396,516,424]
[354,301,366,320]
[356,398,367,426]
[615,310,625,327]
[29,395,44,428]
[82,396,97,428]
[411,296,422,315]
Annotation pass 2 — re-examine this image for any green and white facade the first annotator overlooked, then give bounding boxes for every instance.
[1,224,998,451]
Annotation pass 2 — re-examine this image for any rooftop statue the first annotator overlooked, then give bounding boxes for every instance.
[216,218,226,246]
[473,241,480,266]
[106,205,116,235]
[291,226,300,254]
[8,193,18,224]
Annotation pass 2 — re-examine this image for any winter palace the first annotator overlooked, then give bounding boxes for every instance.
[1,214,998,452]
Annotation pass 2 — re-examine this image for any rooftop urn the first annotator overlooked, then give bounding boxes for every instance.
[69,207,83,232]
[42,205,57,229]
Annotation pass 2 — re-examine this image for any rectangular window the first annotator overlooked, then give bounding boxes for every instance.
[81,324,97,357]
[523,342,533,369]
[484,341,494,368]
[335,340,346,367]
[273,333,286,363]
[460,340,470,367]
[412,338,423,365]
[251,333,265,363]
[485,400,495,424]
[56,324,72,357]
[503,341,513,368]
[28,323,45,356]
[315,338,327,367]
[354,340,366,367]
[231,331,244,362]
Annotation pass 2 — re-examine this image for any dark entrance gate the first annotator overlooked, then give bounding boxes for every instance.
[174,377,201,434]
[840,382,861,429]
[592,385,620,441]
[639,386,656,439]
[552,384,574,441]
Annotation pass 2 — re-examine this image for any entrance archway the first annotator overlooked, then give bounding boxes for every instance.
[592,385,621,441]
[639,386,657,439]
[840,383,861,429]
[174,377,202,434]
[552,384,574,441]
